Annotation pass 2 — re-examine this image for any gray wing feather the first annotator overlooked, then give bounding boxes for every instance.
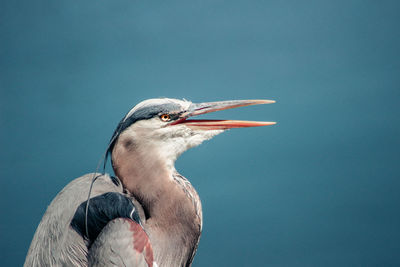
[24,173,124,267]
[89,218,154,267]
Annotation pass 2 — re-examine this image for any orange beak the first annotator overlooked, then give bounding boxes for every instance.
[171,99,276,130]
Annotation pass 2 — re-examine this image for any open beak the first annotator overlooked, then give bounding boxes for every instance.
[171,99,276,130]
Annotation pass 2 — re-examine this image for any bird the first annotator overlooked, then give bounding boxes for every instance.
[24,98,275,267]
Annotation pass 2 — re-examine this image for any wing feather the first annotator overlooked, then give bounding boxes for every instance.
[89,218,156,267]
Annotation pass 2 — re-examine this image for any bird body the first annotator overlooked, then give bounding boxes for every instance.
[25,98,275,266]
[25,171,199,267]
[24,173,123,266]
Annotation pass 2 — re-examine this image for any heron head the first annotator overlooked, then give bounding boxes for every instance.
[109,98,275,168]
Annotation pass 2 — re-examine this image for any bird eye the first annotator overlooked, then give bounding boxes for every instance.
[160,114,171,122]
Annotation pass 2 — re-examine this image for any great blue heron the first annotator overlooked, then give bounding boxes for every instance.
[24,98,275,267]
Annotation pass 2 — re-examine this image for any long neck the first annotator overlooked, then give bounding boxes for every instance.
[111,134,202,266]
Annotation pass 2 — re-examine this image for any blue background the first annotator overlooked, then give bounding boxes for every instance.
[1,1,399,266]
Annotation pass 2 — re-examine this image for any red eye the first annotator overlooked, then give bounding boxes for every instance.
[160,114,171,122]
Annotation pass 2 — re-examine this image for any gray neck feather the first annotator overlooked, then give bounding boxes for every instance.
[112,133,202,266]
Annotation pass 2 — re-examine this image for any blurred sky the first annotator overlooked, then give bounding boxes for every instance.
[1,0,400,266]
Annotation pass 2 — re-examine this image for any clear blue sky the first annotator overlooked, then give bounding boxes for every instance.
[1,0,399,266]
